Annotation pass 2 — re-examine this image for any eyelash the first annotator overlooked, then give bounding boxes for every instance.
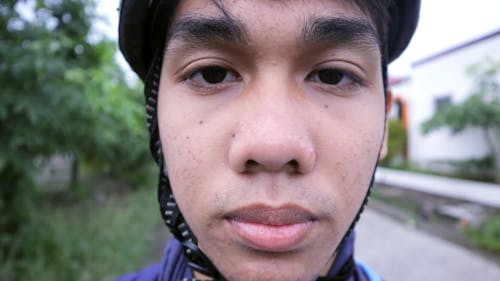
[181,65,241,93]
[180,65,364,94]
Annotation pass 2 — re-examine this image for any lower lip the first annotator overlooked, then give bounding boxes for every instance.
[229,220,313,252]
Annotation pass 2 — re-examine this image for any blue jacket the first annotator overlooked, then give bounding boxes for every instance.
[114,232,382,281]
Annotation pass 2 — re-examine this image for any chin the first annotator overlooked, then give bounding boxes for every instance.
[204,249,331,281]
[220,267,318,281]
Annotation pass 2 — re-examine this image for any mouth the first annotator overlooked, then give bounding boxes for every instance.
[224,204,317,252]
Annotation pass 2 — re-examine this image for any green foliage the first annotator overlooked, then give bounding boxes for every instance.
[422,58,500,134]
[0,0,151,258]
[1,186,159,281]
[379,119,407,167]
[465,214,500,254]
[421,95,500,134]
[440,156,495,182]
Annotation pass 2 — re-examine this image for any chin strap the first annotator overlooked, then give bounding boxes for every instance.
[317,256,356,281]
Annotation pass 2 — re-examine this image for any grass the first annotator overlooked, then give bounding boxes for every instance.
[1,184,159,281]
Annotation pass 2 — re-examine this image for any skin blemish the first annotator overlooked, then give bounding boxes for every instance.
[324,104,329,109]
[199,120,204,125]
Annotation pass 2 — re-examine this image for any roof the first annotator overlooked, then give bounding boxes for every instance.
[388,76,410,86]
[412,28,500,67]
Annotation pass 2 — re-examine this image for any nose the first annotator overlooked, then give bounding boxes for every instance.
[228,89,316,175]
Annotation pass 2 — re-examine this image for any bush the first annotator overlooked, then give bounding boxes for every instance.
[465,214,500,254]
[379,119,407,167]
[447,157,495,182]
[1,0,151,254]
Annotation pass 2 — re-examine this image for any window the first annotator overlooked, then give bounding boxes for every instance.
[390,100,402,119]
[434,95,451,111]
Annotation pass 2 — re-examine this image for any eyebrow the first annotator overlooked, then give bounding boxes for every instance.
[166,15,379,55]
[167,15,248,47]
[301,17,380,51]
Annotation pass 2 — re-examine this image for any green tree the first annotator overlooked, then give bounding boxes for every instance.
[379,118,407,167]
[422,58,500,182]
[0,0,149,258]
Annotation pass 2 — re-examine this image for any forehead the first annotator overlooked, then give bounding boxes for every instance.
[175,1,373,32]
[173,0,367,17]
[167,0,380,54]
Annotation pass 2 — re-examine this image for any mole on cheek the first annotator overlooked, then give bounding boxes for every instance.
[324,104,329,109]
[199,120,204,125]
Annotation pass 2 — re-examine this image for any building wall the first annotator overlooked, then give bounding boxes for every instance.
[390,79,412,103]
[408,33,500,164]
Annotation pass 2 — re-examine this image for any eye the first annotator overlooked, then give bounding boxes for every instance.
[187,66,240,86]
[317,69,344,85]
[307,68,360,86]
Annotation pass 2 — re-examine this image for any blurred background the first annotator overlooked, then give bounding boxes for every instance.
[0,0,499,280]
[1,1,156,280]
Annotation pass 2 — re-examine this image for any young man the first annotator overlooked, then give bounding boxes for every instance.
[116,1,420,280]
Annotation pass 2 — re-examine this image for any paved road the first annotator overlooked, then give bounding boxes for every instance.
[356,209,500,281]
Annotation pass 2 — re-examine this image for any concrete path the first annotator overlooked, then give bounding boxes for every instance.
[355,209,500,281]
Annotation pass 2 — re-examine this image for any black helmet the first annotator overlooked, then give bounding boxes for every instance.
[119,0,420,81]
[118,1,420,279]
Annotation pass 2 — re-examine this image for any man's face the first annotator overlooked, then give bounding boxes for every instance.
[158,0,386,280]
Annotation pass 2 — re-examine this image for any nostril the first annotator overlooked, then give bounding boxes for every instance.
[286,159,299,173]
[243,159,301,173]
[244,159,259,171]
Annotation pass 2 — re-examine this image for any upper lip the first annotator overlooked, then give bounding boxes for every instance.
[224,204,316,226]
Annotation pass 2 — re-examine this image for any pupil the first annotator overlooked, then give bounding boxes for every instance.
[318,69,343,85]
[202,67,227,84]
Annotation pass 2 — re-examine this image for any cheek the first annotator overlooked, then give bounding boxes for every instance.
[158,108,230,240]
[160,127,222,244]
[162,131,203,204]
[320,104,385,214]
[157,87,209,210]
[158,80,207,212]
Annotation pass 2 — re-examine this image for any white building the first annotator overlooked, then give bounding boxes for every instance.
[399,29,500,167]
